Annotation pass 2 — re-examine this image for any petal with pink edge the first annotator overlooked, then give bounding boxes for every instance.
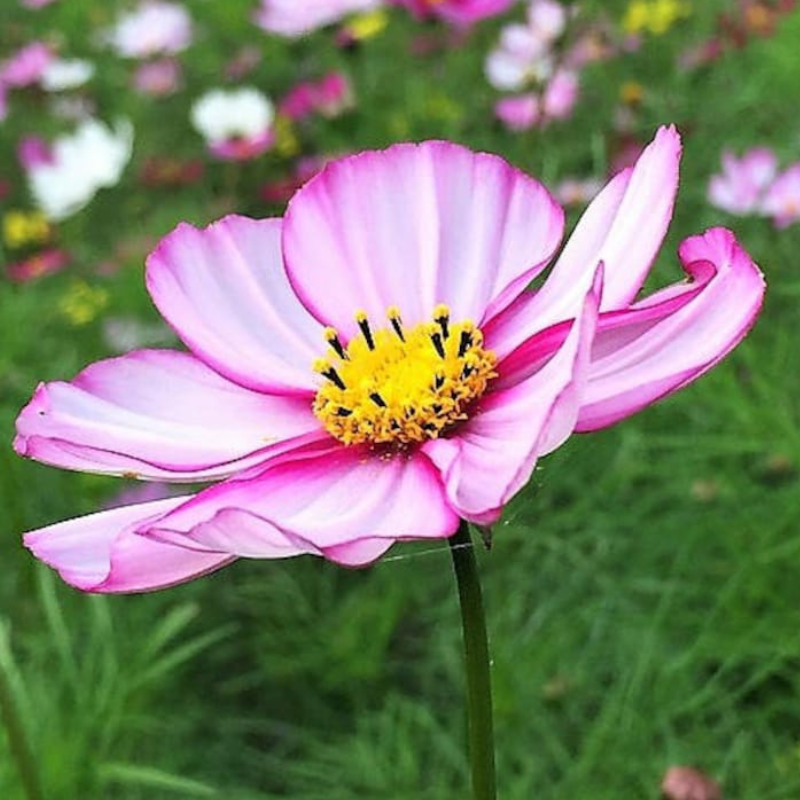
[282,141,564,341]
[147,446,459,560]
[423,265,602,525]
[24,496,236,594]
[14,349,323,481]
[493,259,709,390]
[576,228,765,431]
[146,215,323,394]
[484,126,681,358]
[319,537,394,567]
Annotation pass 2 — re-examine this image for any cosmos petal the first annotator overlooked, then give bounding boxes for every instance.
[282,140,564,342]
[484,126,682,358]
[14,349,322,481]
[577,228,765,431]
[24,496,235,594]
[147,445,459,558]
[423,264,602,524]
[146,215,324,394]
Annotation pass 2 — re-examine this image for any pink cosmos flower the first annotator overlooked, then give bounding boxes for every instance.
[106,1,192,58]
[661,766,721,800]
[526,0,568,40]
[392,0,515,25]
[759,163,800,228]
[16,127,764,593]
[541,68,578,120]
[486,22,553,91]
[494,70,578,131]
[254,0,382,37]
[132,58,182,96]
[0,42,53,88]
[485,1,568,91]
[17,135,54,170]
[279,72,353,120]
[7,248,69,282]
[190,88,275,162]
[314,72,354,116]
[707,147,778,215]
[495,94,539,130]
[279,83,318,120]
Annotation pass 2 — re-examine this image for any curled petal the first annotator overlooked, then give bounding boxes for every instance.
[423,265,602,524]
[577,228,765,431]
[485,126,682,357]
[14,349,322,481]
[558,125,681,310]
[146,215,323,395]
[282,140,563,341]
[24,496,235,593]
[147,445,459,562]
[315,537,394,567]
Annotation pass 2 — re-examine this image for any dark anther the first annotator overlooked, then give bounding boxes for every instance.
[390,316,405,342]
[370,392,387,408]
[462,365,474,379]
[458,330,472,357]
[326,334,347,360]
[431,331,446,358]
[358,316,375,350]
[435,314,449,340]
[433,373,445,390]
[335,407,353,417]
[323,367,346,390]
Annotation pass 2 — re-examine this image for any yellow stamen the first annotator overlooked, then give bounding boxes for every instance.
[324,326,347,359]
[313,306,497,446]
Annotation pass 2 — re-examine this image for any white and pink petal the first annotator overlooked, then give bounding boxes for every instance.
[576,228,765,431]
[423,265,602,524]
[15,349,323,481]
[146,215,324,395]
[147,445,459,561]
[484,126,682,359]
[282,140,564,342]
[24,496,236,594]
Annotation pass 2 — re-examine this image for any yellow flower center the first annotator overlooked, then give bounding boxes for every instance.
[313,305,497,447]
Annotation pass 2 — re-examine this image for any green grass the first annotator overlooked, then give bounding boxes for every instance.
[2,1,800,797]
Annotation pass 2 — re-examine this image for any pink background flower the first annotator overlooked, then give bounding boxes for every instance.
[0,41,53,88]
[760,163,800,228]
[495,94,539,130]
[107,1,193,58]
[132,58,182,96]
[707,147,778,214]
[255,0,382,37]
[392,0,514,25]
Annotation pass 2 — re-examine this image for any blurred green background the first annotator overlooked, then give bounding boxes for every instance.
[2,0,800,797]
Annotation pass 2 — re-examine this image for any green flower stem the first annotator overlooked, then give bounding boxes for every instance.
[0,642,44,800]
[449,520,496,800]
